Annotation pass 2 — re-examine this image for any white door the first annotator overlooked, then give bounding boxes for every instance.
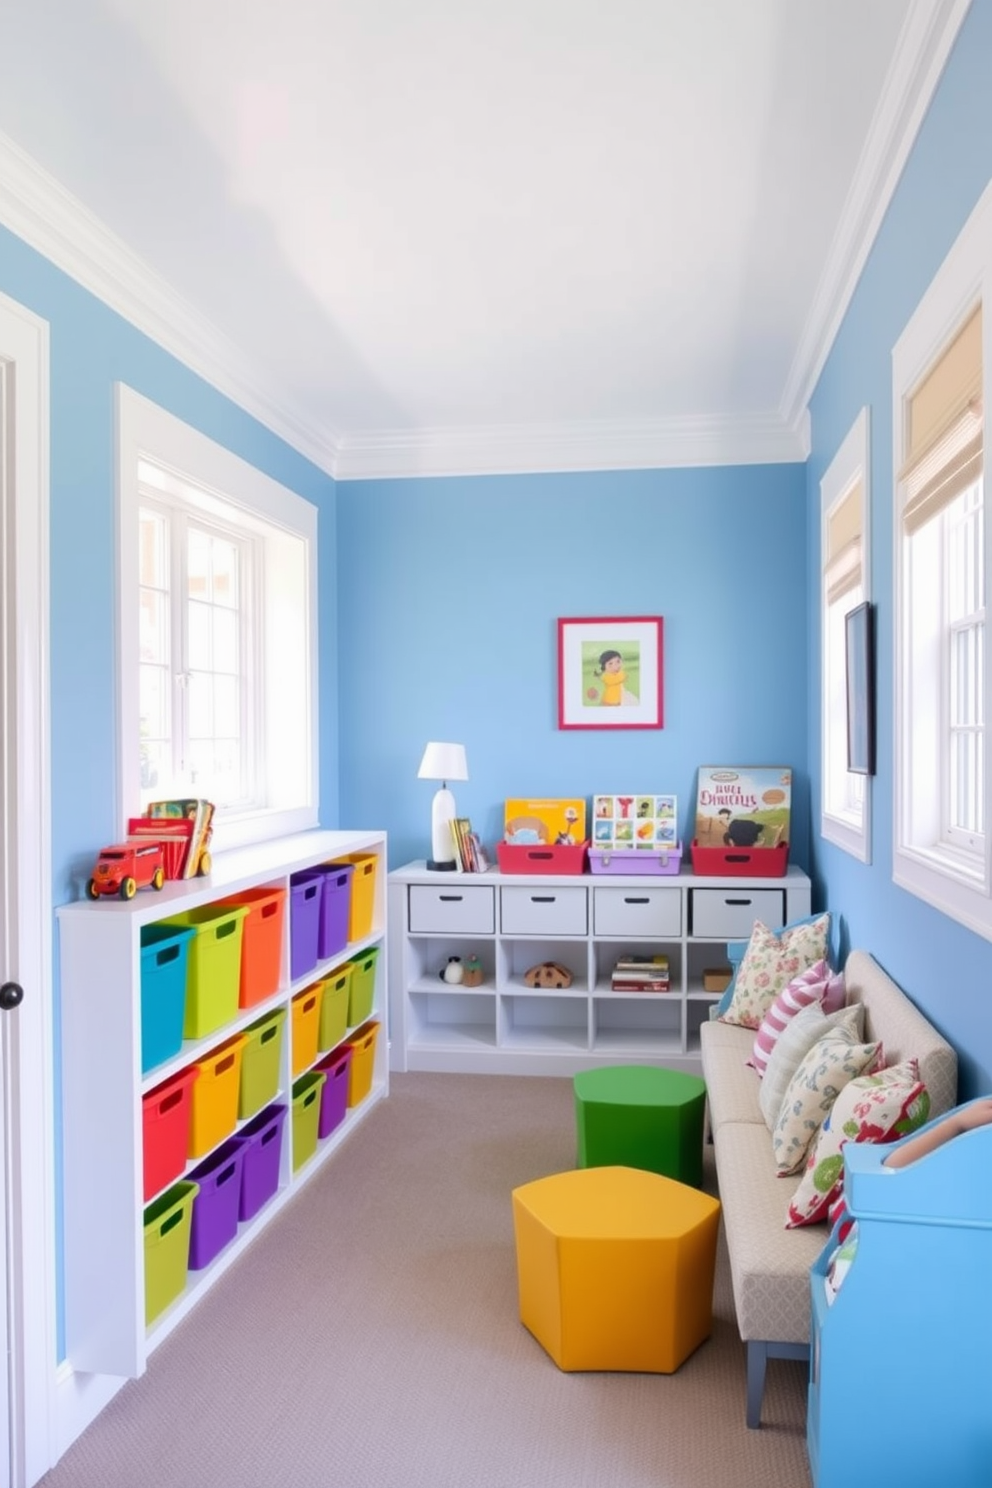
[0,291,56,1487]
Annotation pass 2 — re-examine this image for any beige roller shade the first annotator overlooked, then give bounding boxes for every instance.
[900,304,983,533]
[825,480,862,603]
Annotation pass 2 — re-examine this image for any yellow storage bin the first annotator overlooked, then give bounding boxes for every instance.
[144,1180,198,1326]
[345,1019,380,1108]
[317,965,352,1052]
[238,1006,287,1120]
[291,983,323,1077]
[347,947,379,1026]
[291,1070,326,1171]
[333,852,378,942]
[188,1033,247,1158]
[163,903,249,1040]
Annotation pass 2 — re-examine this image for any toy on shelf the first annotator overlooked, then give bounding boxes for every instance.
[87,840,167,900]
[524,961,573,989]
[128,798,214,879]
[439,956,464,985]
[461,955,484,987]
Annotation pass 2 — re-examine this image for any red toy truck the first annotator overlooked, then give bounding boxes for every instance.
[87,840,168,900]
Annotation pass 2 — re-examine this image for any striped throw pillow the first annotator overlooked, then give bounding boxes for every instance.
[750,959,845,1078]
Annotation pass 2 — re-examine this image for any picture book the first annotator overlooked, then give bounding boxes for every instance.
[504,798,586,846]
[592,794,678,851]
[694,767,791,849]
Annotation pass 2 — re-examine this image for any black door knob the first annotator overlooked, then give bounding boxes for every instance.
[0,982,24,1011]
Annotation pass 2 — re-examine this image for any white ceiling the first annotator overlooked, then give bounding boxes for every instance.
[0,0,970,477]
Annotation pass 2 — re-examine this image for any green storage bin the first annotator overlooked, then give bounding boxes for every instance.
[291,1070,326,1171]
[317,964,353,1052]
[347,947,379,1027]
[143,1180,198,1326]
[163,904,249,1040]
[238,1005,287,1120]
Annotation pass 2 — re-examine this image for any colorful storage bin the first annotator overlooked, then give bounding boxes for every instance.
[317,964,352,1051]
[332,852,378,942]
[496,842,589,875]
[215,886,286,1009]
[139,923,194,1074]
[235,1102,287,1222]
[291,983,323,1077]
[344,1020,380,1108]
[689,840,790,877]
[238,1005,287,1120]
[296,863,354,961]
[188,1033,247,1159]
[291,1071,326,1171]
[289,872,322,981]
[315,1045,352,1140]
[588,843,683,876]
[188,1137,245,1270]
[162,903,248,1040]
[142,1064,199,1203]
[144,1180,198,1326]
[346,947,379,1027]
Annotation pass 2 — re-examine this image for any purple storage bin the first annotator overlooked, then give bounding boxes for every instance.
[188,1137,245,1270]
[235,1102,287,1222]
[315,1045,352,1139]
[290,873,322,980]
[588,843,683,876]
[297,863,354,961]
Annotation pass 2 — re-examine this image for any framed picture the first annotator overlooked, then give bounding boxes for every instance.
[557,616,663,730]
[845,601,875,775]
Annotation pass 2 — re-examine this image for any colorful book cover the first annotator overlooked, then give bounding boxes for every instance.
[504,798,586,845]
[591,794,677,850]
[694,767,791,849]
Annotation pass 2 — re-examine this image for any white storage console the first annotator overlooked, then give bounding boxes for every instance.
[388,861,811,1076]
[58,828,386,1381]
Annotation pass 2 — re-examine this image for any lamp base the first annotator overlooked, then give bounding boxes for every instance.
[426,858,458,872]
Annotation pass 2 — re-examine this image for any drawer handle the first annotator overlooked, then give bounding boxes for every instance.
[530,895,556,903]
[623,896,649,905]
[439,895,464,902]
[724,897,753,906]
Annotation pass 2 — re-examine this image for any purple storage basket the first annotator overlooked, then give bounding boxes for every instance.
[315,1046,352,1140]
[297,863,354,961]
[588,843,683,876]
[289,873,322,981]
[188,1137,245,1270]
[235,1102,287,1222]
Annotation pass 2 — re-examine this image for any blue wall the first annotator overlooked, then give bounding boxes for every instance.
[336,464,810,868]
[807,0,992,1101]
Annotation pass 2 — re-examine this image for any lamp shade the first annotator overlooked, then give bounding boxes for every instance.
[418,742,468,783]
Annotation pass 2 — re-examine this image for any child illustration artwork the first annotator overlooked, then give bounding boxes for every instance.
[596,649,626,706]
[582,641,640,708]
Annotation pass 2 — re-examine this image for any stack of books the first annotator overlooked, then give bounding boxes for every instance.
[611,954,670,992]
[450,818,490,873]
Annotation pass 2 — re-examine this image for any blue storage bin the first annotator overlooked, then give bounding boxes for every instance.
[140,923,195,1074]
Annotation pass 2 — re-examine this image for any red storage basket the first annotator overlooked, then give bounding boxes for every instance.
[142,1065,199,1202]
[496,841,588,875]
[690,840,790,877]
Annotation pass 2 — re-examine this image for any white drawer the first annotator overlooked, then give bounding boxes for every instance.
[690,888,785,939]
[593,886,681,938]
[409,884,495,934]
[500,885,588,936]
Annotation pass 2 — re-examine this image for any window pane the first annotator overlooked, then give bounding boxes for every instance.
[211,539,238,608]
[138,508,166,588]
[139,664,168,739]
[187,528,210,601]
[188,599,212,671]
[212,608,238,673]
[187,672,213,738]
[139,589,167,665]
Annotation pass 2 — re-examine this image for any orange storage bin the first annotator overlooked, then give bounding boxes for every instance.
[291,983,323,1077]
[215,886,286,1008]
[188,1033,247,1159]
[333,852,378,942]
[142,1065,198,1202]
[317,964,352,1052]
[344,1019,380,1108]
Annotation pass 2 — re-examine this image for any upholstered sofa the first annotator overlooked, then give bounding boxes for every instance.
[699,948,958,1428]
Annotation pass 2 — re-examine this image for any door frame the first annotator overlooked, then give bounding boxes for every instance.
[1,289,56,1485]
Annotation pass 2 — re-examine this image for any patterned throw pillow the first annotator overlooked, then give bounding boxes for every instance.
[758,1002,863,1130]
[719,914,830,1030]
[771,1023,881,1175]
[750,959,846,1077]
[785,1061,930,1227]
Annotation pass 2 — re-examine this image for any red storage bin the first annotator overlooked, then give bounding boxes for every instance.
[142,1065,199,1202]
[496,841,589,875]
[690,840,790,877]
[215,886,286,1008]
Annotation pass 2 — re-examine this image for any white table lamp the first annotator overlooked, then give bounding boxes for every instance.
[418,742,468,871]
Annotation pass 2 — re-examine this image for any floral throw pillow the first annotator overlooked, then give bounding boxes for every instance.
[719,913,831,1030]
[750,959,846,1077]
[785,1061,930,1227]
[771,1023,881,1175]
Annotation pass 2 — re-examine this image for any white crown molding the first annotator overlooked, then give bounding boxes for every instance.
[0,131,340,476]
[780,0,973,427]
[333,408,810,482]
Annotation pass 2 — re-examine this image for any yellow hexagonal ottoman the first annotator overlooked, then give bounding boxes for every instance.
[512,1165,721,1373]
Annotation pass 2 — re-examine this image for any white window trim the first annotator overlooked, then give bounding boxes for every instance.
[821,407,871,862]
[892,178,992,938]
[116,386,318,851]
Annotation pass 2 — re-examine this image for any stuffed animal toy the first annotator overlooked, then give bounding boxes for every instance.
[524,960,573,989]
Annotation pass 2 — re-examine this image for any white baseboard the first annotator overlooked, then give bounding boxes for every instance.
[53,1362,126,1462]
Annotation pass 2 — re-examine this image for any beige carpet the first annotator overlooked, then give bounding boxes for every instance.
[40,1073,811,1488]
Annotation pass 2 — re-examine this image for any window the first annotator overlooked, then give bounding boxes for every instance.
[118,386,318,852]
[820,409,870,861]
[893,183,992,937]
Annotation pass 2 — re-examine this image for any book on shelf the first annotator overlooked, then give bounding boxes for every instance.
[611,952,670,992]
[592,794,678,852]
[146,797,214,876]
[694,766,792,850]
[450,817,488,873]
[611,979,670,992]
[504,798,586,846]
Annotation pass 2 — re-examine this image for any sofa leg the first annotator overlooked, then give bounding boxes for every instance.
[745,1340,810,1428]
